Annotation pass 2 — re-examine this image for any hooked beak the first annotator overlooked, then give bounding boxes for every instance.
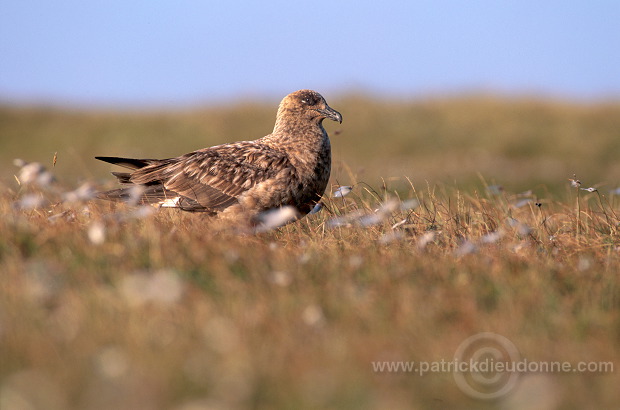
[319,106,343,124]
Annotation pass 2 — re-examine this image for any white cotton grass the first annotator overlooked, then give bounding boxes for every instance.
[119,270,185,307]
[512,199,532,209]
[95,346,129,379]
[87,221,106,245]
[12,158,97,212]
[126,185,146,206]
[13,193,47,210]
[455,240,477,257]
[453,217,529,257]
[358,199,400,227]
[62,182,97,203]
[416,232,436,250]
[327,196,419,229]
[14,159,55,187]
[507,217,531,236]
[105,205,157,223]
[378,231,404,245]
[254,206,300,233]
[326,210,365,228]
[302,304,325,327]
[568,177,581,188]
[568,174,600,194]
[333,185,353,198]
[480,230,504,244]
[127,205,157,219]
[400,199,420,211]
[269,271,293,287]
[357,213,383,227]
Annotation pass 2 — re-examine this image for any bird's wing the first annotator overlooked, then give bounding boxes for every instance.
[129,142,293,211]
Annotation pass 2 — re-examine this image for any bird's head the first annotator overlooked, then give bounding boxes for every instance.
[274,90,342,131]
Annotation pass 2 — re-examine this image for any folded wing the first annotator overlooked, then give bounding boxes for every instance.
[97,143,293,213]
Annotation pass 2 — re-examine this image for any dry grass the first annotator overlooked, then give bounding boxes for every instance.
[2,176,619,409]
[1,96,620,409]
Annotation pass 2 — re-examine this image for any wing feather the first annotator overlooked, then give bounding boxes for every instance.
[128,142,293,212]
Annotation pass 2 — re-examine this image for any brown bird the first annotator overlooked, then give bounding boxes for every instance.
[96,90,342,220]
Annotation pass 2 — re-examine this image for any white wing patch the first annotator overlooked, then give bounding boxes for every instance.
[158,197,181,207]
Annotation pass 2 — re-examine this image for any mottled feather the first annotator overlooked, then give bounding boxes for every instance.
[96,90,342,219]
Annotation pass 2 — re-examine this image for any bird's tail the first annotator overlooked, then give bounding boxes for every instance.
[95,156,209,212]
[96,156,162,205]
[95,156,160,170]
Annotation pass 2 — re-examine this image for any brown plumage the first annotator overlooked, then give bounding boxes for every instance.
[96,90,342,220]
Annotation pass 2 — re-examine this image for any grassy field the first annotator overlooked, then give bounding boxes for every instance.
[2,94,620,192]
[1,95,620,409]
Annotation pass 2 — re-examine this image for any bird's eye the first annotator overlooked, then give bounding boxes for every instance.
[301,95,317,105]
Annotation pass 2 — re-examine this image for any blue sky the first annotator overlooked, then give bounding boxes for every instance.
[1,1,618,106]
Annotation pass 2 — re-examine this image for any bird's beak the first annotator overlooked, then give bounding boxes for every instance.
[320,106,343,124]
